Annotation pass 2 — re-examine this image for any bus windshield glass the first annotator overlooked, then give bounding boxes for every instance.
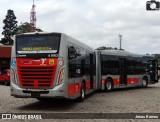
[16,34,60,57]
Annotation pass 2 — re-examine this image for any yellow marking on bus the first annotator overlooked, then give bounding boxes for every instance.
[49,59,54,65]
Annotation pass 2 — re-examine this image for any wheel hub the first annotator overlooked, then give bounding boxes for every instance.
[107,82,111,90]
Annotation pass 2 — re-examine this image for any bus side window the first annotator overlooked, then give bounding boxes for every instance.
[68,46,77,59]
[69,59,76,78]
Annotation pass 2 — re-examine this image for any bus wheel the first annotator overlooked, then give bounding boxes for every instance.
[77,82,85,102]
[142,77,148,88]
[105,78,113,91]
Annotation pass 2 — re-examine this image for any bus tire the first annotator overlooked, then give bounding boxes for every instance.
[142,77,148,88]
[77,82,85,102]
[105,78,113,91]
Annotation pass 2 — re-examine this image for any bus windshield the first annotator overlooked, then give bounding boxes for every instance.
[16,34,60,57]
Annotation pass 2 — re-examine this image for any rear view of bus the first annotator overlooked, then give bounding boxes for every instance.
[10,33,67,99]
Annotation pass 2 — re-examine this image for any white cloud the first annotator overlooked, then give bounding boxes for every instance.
[0,0,160,54]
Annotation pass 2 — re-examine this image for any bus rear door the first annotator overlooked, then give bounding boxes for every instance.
[90,54,94,90]
[149,59,158,83]
[119,58,127,85]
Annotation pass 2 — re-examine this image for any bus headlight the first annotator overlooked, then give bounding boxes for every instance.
[11,69,17,84]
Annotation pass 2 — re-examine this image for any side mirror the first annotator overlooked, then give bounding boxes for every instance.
[68,46,77,59]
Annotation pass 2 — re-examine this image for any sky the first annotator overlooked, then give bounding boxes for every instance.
[0,0,160,54]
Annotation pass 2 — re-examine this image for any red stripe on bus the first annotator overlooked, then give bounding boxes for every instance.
[86,81,90,90]
[102,78,139,86]
[127,78,139,84]
[113,78,120,85]
[101,79,120,86]
[68,83,81,97]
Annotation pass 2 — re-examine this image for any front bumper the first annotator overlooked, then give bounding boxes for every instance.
[10,82,68,99]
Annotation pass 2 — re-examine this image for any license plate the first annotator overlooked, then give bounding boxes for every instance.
[31,92,40,98]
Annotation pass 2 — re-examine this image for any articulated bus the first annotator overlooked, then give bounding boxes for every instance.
[10,32,98,101]
[158,66,160,79]
[10,32,158,101]
[96,50,158,91]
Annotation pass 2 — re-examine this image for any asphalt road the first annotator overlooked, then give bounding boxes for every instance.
[0,82,160,122]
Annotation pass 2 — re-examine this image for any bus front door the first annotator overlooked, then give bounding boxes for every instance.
[119,58,127,85]
[149,60,158,83]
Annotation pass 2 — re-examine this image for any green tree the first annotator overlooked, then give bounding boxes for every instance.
[1,9,18,45]
[17,22,31,34]
[96,46,112,50]
[155,54,160,66]
[96,46,123,50]
[17,22,43,34]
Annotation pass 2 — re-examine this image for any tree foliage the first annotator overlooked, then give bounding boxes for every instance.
[17,22,43,34]
[155,54,160,59]
[1,38,14,45]
[96,46,124,51]
[1,9,44,45]
[17,22,31,34]
[155,54,160,66]
[1,9,18,45]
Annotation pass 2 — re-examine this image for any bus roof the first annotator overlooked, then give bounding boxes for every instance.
[16,32,61,36]
[100,50,154,58]
[63,33,94,52]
